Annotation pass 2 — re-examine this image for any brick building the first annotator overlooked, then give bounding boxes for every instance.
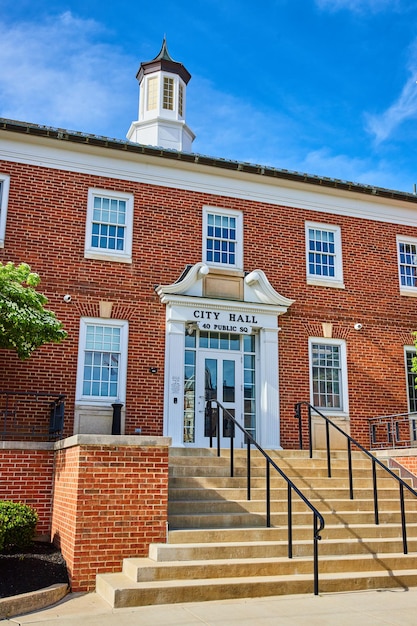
[1,40,417,451]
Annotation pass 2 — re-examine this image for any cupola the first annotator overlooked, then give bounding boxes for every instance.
[127,39,195,151]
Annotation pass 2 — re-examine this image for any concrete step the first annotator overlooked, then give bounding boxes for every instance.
[168,523,417,543]
[168,486,414,502]
[148,537,417,562]
[168,508,417,530]
[96,568,417,608]
[168,475,409,489]
[168,497,413,515]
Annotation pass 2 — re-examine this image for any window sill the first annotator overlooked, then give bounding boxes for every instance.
[85,251,132,264]
[307,277,345,289]
[400,287,417,297]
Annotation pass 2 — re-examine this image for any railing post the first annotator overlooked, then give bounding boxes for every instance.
[247,439,251,501]
[266,459,271,528]
[347,439,354,500]
[288,483,293,559]
[372,458,379,525]
[400,482,408,554]
[216,406,220,457]
[230,428,234,478]
[325,419,331,478]
[295,403,303,450]
[308,405,313,459]
[313,514,319,596]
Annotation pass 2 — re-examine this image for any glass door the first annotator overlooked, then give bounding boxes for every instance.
[196,351,242,447]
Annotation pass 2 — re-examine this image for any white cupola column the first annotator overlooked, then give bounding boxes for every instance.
[127,38,195,152]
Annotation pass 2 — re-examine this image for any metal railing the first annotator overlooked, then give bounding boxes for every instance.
[205,399,325,595]
[0,390,66,440]
[295,401,417,555]
[369,411,417,450]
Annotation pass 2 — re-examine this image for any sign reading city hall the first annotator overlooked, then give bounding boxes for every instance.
[193,309,258,335]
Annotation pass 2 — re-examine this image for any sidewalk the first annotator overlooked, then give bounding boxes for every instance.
[4,587,417,626]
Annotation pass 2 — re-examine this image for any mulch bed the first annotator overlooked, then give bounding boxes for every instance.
[0,542,69,598]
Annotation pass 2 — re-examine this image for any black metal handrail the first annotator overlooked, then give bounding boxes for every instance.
[205,399,325,595]
[368,411,417,450]
[295,401,417,555]
[0,390,66,440]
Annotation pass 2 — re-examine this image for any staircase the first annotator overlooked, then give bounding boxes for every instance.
[96,447,417,607]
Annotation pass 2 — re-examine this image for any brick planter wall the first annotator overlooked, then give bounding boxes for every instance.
[0,443,55,536]
[51,435,170,591]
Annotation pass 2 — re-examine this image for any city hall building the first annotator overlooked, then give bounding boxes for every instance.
[1,40,417,451]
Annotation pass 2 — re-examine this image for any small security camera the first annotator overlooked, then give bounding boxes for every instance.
[63,294,72,303]
[354,323,363,331]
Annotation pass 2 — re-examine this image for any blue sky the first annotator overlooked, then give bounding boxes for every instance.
[1,0,417,193]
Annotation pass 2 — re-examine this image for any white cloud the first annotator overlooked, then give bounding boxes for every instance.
[365,37,417,144]
[0,12,136,136]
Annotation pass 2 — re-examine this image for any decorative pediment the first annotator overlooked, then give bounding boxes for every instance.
[156,263,294,309]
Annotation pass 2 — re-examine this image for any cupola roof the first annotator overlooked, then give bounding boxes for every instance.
[136,38,191,85]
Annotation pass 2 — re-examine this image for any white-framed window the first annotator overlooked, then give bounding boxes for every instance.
[203,206,243,269]
[85,189,133,263]
[76,318,128,404]
[305,222,344,288]
[309,338,348,414]
[0,174,10,247]
[397,236,417,296]
[163,77,174,110]
[405,347,417,413]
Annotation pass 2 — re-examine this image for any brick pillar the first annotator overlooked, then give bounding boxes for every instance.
[51,435,170,591]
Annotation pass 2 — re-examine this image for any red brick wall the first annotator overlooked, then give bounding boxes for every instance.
[1,157,417,448]
[393,456,417,477]
[0,446,54,536]
[51,439,169,591]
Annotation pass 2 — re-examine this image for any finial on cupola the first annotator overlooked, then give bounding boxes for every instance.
[126,38,195,151]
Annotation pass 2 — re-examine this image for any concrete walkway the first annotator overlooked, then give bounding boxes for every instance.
[3,587,417,625]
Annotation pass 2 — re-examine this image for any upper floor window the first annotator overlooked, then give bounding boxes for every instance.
[305,222,344,288]
[309,338,348,414]
[0,174,10,248]
[397,236,417,295]
[85,189,133,263]
[76,318,129,403]
[203,207,243,269]
[163,77,174,110]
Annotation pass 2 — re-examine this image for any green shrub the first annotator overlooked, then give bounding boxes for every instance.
[0,501,38,552]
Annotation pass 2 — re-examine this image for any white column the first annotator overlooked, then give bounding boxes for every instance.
[259,326,280,449]
[163,316,185,446]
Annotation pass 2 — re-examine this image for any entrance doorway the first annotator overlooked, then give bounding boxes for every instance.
[198,351,243,448]
[183,330,256,448]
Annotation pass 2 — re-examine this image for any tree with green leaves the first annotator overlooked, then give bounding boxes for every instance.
[0,262,67,359]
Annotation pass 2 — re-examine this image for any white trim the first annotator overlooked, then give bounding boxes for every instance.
[308,337,349,417]
[3,134,417,228]
[84,188,133,263]
[0,173,10,247]
[396,234,417,296]
[202,205,243,270]
[305,221,344,288]
[75,317,129,405]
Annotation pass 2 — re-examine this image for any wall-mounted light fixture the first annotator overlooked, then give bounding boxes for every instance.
[149,367,158,374]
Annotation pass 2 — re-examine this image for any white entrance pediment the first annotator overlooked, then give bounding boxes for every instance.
[156,262,294,309]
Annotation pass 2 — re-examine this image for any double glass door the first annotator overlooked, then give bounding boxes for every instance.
[197,351,243,448]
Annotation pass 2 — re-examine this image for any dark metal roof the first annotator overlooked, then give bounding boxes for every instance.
[1,117,416,205]
[136,38,191,85]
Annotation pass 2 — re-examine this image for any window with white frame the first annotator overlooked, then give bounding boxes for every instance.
[203,207,243,269]
[405,347,417,413]
[85,189,133,263]
[397,236,417,295]
[305,222,344,288]
[147,76,158,111]
[163,77,174,110]
[76,319,128,403]
[309,338,348,413]
[0,174,10,247]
